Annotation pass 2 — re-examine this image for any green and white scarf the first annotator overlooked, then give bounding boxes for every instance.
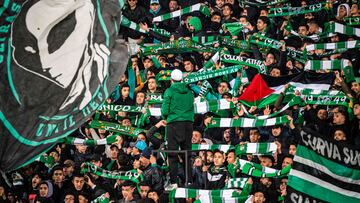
[203,51,220,70]
[192,144,234,152]
[97,105,143,112]
[306,40,360,51]
[220,54,267,74]
[325,22,360,37]
[63,134,120,146]
[286,48,307,63]
[225,178,249,189]
[222,22,244,36]
[208,115,290,128]
[81,162,143,183]
[89,120,144,137]
[194,99,235,114]
[153,3,210,22]
[241,0,288,7]
[268,2,327,17]
[249,34,284,50]
[140,40,214,56]
[150,28,171,38]
[344,16,360,26]
[192,36,219,46]
[304,59,350,71]
[235,143,277,156]
[147,93,163,104]
[91,194,109,203]
[219,37,250,51]
[184,65,241,84]
[120,16,146,33]
[233,159,291,178]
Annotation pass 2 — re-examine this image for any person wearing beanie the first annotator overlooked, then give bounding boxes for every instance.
[188,16,203,33]
[161,69,194,191]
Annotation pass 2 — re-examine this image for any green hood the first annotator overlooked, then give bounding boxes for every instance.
[189,16,202,33]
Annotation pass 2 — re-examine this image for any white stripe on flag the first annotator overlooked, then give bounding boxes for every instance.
[289,82,330,91]
[294,156,360,184]
[220,118,232,127]
[74,138,84,145]
[219,99,231,109]
[243,118,254,127]
[149,108,161,116]
[97,139,107,145]
[289,169,360,198]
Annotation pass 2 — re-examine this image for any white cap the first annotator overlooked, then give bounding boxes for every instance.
[171,69,183,81]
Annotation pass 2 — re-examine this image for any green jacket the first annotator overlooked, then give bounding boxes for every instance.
[161,82,194,124]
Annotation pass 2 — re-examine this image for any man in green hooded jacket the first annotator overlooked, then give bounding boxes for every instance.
[161,69,194,190]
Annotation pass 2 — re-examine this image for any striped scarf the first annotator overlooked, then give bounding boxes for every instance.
[140,40,214,56]
[344,16,360,26]
[305,40,360,51]
[234,159,291,178]
[62,134,119,146]
[225,178,249,189]
[153,3,210,22]
[192,144,234,152]
[89,120,144,137]
[304,59,350,71]
[194,99,235,114]
[219,37,250,51]
[325,22,360,37]
[220,54,267,74]
[268,2,328,17]
[81,162,143,183]
[91,194,109,203]
[120,16,146,33]
[249,34,284,50]
[235,143,277,156]
[184,65,241,84]
[207,115,290,128]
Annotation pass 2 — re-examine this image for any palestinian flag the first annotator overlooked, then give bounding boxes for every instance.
[286,127,360,202]
[239,72,335,108]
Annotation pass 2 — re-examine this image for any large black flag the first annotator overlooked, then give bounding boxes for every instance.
[0,0,128,172]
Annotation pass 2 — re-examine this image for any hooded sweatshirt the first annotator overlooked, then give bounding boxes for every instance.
[161,82,194,124]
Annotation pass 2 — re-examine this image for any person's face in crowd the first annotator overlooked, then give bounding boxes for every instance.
[351,82,360,94]
[0,186,4,197]
[169,0,179,12]
[211,14,222,23]
[222,5,232,18]
[265,53,275,65]
[308,23,318,34]
[147,78,157,91]
[140,185,150,199]
[52,169,65,184]
[226,152,235,164]
[39,183,49,197]
[225,0,234,4]
[213,152,225,167]
[271,126,282,137]
[300,0,307,7]
[242,9,248,16]
[289,144,297,155]
[133,159,141,169]
[249,129,260,142]
[137,134,146,142]
[206,151,214,164]
[121,87,130,98]
[338,5,348,18]
[317,109,328,120]
[330,34,339,42]
[183,60,194,72]
[223,129,231,142]
[146,71,155,79]
[279,178,288,193]
[216,0,225,8]
[91,160,102,167]
[256,19,267,32]
[73,177,85,191]
[254,191,266,203]
[122,118,132,126]
[110,147,119,159]
[194,157,203,167]
[217,82,229,95]
[304,13,314,21]
[65,194,75,203]
[270,68,281,77]
[127,0,137,9]
[192,131,202,144]
[333,112,346,125]
[133,147,141,155]
[239,17,248,25]
[122,186,135,200]
[260,157,272,167]
[260,9,268,17]
[351,4,359,16]
[49,151,60,163]
[148,191,159,202]
[143,59,153,69]
[202,52,212,61]
[136,92,145,105]
[150,3,160,12]
[353,104,360,117]
[334,130,346,141]
[298,25,308,36]
[140,156,150,168]
[78,194,88,203]
[32,174,41,189]
[282,157,293,168]
[76,144,88,154]
[223,94,231,102]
